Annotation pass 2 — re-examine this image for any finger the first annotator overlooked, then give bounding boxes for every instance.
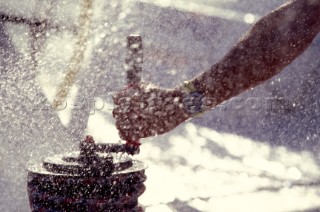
[118,115,157,140]
[113,91,129,105]
[119,130,138,142]
[126,140,141,147]
[113,106,122,119]
[134,118,157,138]
[116,119,132,132]
[113,106,129,118]
[119,131,131,141]
[113,87,136,104]
[113,88,142,105]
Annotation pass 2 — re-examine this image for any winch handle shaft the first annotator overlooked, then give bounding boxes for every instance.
[126,35,143,85]
[123,35,143,147]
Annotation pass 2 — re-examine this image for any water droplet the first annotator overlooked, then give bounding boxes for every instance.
[244,13,255,24]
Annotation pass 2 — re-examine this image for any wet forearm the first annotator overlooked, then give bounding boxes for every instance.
[192,0,320,106]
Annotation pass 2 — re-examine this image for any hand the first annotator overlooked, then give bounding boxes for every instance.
[113,84,190,141]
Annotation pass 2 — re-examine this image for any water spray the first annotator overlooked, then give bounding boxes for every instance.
[27,35,148,211]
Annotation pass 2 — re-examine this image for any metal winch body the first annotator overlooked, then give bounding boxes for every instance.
[27,35,145,211]
[27,137,147,211]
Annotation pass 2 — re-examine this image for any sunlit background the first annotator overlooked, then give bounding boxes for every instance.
[1,0,320,211]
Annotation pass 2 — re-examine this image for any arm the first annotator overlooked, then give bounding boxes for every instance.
[113,0,320,141]
[191,0,320,106]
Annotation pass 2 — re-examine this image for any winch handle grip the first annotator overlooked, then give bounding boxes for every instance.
[126,35,143,86]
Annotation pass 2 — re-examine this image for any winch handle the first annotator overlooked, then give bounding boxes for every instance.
[80,137,140,156]
[123,35,143,147]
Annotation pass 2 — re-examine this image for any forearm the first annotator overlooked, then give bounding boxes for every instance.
[191,0,320,106]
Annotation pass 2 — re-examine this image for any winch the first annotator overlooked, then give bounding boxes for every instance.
[27,136,147,211]
[27,35,147,211]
